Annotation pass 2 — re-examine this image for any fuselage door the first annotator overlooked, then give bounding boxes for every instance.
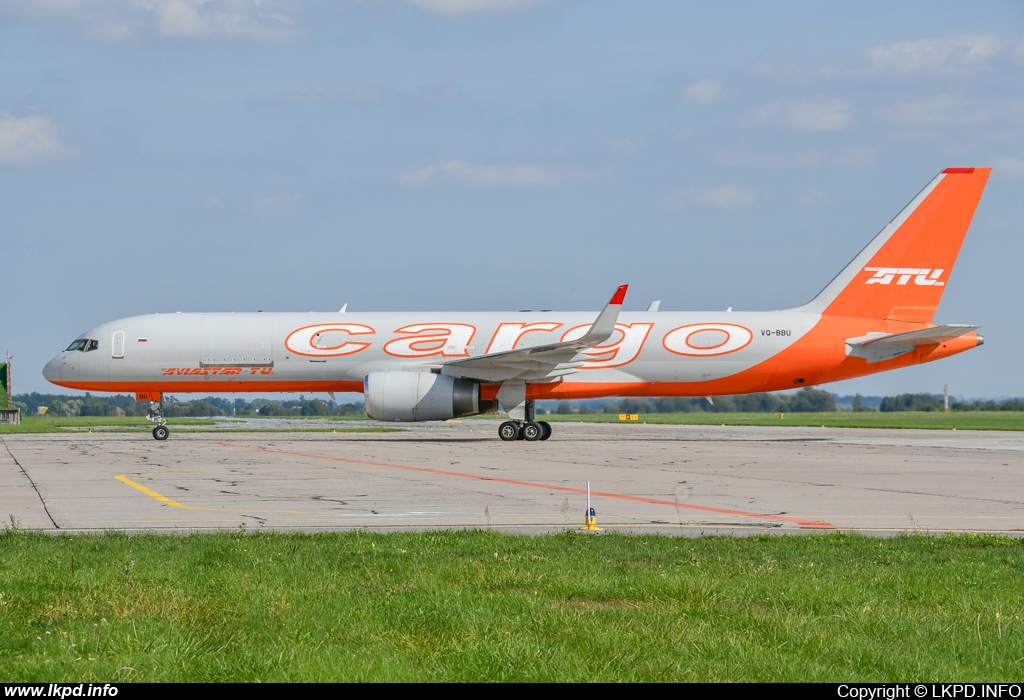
[112,331,125,359]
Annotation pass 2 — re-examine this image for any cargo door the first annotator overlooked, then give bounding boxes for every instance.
[200,314,274,368]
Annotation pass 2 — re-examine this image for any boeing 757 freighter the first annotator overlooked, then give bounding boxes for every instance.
[44,168,989,441]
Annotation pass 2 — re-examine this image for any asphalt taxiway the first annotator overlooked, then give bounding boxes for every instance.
[2,421,1022,535]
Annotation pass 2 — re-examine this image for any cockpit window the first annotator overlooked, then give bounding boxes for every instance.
[65,339,98,352]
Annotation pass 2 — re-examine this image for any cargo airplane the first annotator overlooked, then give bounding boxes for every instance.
[44,168,989,441]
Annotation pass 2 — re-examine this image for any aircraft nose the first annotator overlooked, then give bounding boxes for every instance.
[42,356,62,383]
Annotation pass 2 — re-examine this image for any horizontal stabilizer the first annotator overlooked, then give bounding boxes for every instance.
[440,285,628,383]
[846,324,979,363]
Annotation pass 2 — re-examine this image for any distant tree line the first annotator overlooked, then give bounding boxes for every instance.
[543,388,838,415]
[13,393,364,418]
[545,389,1024,415]
[12,389,1024,419]
[879,393,1024,412]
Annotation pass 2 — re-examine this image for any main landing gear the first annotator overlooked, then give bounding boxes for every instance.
[498,420,552,441]
[148,400,169,441]
[498,400,552,442]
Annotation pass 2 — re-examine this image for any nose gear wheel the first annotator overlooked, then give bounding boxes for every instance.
[147,400,169,441]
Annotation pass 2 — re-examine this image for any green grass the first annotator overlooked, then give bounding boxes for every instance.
[6,412,1023,434]
[1,530,1022,681]
[0,416,397,435]
[542,411,1024,431]
[0,416,211,434]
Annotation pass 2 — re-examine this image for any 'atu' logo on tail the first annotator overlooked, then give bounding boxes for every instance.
[864,267,945,286]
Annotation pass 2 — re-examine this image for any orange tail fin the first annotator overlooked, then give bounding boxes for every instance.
[799,168,990,323]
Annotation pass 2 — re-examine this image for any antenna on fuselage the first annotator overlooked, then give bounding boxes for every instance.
[339,304,347,313]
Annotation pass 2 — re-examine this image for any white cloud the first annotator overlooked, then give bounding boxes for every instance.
[404,0,551,16]
[874,94,988,127]
[665,185,757,210]
[717,148,826,170]
[259,81,465,108]
[745,95,851,132]
[0,0,296,42]
[868,35,1005,77]
[0,113,71,167]
[155,0,293,40]
[685,79,723,105]
[993,156,1024,177]
[1012,36,1024,65]
[398,161,603,187]
[715,146,874,170]
[747,34,1023,88]
[255,190,304,217]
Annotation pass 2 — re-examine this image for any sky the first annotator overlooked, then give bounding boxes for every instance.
[1,0,1022,400]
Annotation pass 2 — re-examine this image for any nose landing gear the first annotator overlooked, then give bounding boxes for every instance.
[147,400,169,441]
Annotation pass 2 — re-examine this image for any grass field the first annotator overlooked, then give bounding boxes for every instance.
[1,530,1022,682]
[542,411,1024,431]
[5,412,1022,433]
[0,416,400,435]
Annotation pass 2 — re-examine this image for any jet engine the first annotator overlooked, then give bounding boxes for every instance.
[363,371,497,422]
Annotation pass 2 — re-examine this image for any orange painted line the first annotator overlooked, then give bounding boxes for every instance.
[222,443,836,529]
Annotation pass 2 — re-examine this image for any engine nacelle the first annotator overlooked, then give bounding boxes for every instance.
[363,371,497,422]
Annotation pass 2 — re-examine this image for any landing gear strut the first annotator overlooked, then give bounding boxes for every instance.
[497,400,552,442]
[148,400,169,441]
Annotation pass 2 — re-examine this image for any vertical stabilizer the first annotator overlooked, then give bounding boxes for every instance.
[798,168,990,323]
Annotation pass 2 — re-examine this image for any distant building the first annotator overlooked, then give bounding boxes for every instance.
[0,361,17,424]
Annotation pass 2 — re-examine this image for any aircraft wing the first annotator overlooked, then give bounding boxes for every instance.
[439,285,628,383]
[846,324,980,363]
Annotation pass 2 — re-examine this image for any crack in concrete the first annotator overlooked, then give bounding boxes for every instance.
[1,437,59,529]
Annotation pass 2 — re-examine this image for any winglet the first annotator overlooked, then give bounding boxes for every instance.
[581,284,628,345]
[609,284,628,306]
[438,284,630,383]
